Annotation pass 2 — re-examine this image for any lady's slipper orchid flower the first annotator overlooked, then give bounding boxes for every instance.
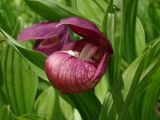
[18,17,112,93]
[45,17,113,93]
[18,22,70,55]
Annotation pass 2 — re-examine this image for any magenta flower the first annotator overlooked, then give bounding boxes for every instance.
[18,17,112,93]
[18,22,70,55]
[45,17,113,93]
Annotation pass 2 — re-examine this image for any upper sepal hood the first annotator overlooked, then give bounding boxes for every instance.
[57,17,113,53]
[18,22,71,55]
[45,17,113,93]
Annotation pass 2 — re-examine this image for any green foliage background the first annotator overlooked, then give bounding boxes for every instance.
[0,0,160,120]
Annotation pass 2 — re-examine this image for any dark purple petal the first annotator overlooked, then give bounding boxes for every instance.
[57,17,112,51]
[34,30,71,55]
[18,22,66,42]
[18,21,71,55]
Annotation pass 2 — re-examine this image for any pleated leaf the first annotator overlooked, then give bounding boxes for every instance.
[135,18,146,56]
[34,87,73,120]
[0,29,48,81]
[140,70,160,120]
[62,91,102,120]
[99,37,160,120]
[0,106,13,120]
[95,75,109,103]
[17,114,43,120]
[24,0,82,21]
[0,45,38,116]
[99,51,147,120]
[107,12,123,87]
[121,0,139,63]
[76,0,107,25]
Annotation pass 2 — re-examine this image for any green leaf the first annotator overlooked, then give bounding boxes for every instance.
[34,87,73,120]
[11,18,22,39]
[59,95,74,120]
[62,91,102,120]
[99,51,147,120]
[0,29,48,81]
[107,12,123,87]
[138,0,160,42]
[76,0,107,24]
[135,18,146,56]
[0,45,38,116]
[35,85,102,120]
[36,78,50,97]
[99,92,118,120]
[148,1,160,40]
[121,0,139,63]
[99,36,160,120]
[95,74,109,103]
[24,0,82,21]
[120,37,160,120]
[102,0,113,36]
[0,106,14,120]
[0,63,7,107]
[0,11,12,34]
[130,37,160,120]
[18,114,43,120]
[73,109,82,120]
[140,70,160,120]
